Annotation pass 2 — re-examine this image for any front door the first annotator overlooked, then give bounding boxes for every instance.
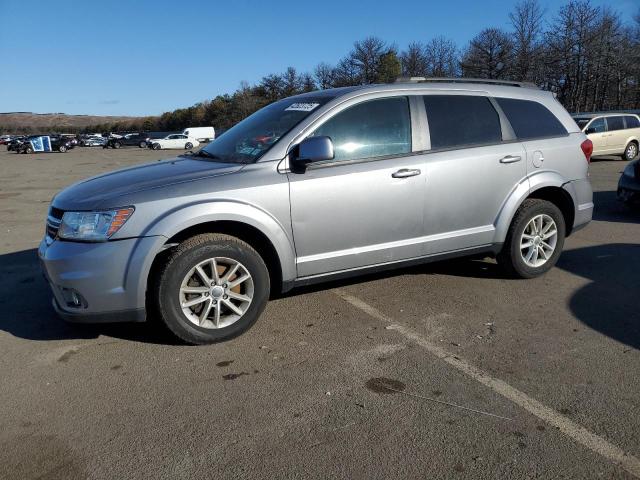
[287,97,426,277]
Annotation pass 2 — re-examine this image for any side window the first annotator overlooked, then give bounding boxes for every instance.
[624,116,640,129]
[311,97,411,162]
[606,116,625,131]
[586,117,606,134]
[423,95,502,149]
[496,97,567,140]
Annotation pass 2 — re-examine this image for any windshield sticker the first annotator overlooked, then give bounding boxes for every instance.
[285,102,320,112]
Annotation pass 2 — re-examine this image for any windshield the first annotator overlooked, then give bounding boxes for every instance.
[200,96,332,163]
[574,118,590,130]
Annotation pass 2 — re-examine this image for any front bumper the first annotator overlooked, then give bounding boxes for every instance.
[38,236,160,323]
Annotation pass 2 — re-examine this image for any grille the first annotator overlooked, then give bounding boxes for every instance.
[46,206,64,240]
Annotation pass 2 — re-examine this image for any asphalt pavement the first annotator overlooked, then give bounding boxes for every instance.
[0,146,638,479]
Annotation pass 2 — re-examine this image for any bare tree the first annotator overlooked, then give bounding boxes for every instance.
[509,0,545,82]
[425,36,460,77]
[400,42,429,77]
[314,62,335,89]
[350,36,388,84]
[461,28,514,79]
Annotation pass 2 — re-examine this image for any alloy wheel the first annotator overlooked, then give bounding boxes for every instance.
[179,257,254,329]
[520,214,558,268]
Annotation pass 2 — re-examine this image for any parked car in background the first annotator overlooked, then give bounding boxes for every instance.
[0,135,14,145]
[182,126,215,142]
[7,136,26,151]
[82,136,107,147]
[150,134,199,150]
[39,79,593,344]
[15,135,75,153]
[618,158,640,206]
[573,113,640,161]
[105,132,149,149]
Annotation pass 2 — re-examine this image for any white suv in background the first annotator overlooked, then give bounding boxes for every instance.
[574,113,640,161]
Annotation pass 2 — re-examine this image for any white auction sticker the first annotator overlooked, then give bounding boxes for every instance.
[285,102,320,112]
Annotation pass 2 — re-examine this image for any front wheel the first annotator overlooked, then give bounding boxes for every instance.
[185,142,193,150]
[139,141,147,148]
[113,141,121,149]
[497,199,565,279]
[152,143,161,150]
[59,145,67,153]
[623,141,638,161]
[25,146,34,154]
[151,234,270,344]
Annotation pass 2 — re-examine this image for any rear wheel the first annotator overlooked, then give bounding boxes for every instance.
[59,145,67,153]
[25,146,34,154]
[623,141,638,161]
[113,141,121,149]
[185,142,193,150]
[497,199,565,278]
[152,143,161,150]
[151,234,270,344]
[139,141,147,148]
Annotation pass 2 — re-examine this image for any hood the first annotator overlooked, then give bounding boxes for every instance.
[53,156,244,210]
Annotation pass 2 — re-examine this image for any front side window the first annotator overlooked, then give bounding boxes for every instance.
[606,116,625,131]
[586,117,606,134]
[496,98,567,140]
[311,97,411,162]
[624,116,640,129]
[423,95,502,150]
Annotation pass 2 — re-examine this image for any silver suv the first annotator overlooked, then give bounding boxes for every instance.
[39,78,594,344]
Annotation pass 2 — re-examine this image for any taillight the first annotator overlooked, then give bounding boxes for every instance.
[581,139,593,164]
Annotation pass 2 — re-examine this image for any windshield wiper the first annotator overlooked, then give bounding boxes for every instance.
[188,150,222,161]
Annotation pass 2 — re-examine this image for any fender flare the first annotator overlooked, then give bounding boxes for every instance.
[493,171,572,244]
[128,201,297,309]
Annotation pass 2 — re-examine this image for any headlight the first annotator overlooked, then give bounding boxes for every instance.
[624,162,636,178]
[58,207,134,241]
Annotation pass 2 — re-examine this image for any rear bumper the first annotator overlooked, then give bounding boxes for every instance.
[564,178,593,233]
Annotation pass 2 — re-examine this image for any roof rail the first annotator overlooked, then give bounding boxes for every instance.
[394,77,539,89]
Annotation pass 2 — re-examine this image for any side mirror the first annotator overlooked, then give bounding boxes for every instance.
[291,136,334,172]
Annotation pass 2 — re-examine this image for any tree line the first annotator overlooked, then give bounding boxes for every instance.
[4,0,638,136]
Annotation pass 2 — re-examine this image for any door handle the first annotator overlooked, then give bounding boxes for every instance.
[392,168,421,178]
[499,155,522,164]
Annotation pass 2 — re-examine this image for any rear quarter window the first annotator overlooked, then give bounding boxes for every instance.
[496,98,567,140]
[624,116,640,129]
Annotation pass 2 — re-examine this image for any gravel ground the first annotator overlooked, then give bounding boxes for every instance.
[0,145,638,479]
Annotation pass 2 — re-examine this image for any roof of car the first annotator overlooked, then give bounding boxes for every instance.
[290,80,556,103]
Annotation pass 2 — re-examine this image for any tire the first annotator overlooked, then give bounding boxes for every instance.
[113,141,121,149]
[152,143,161,150]
[623,141,638,161]
[497,199,565,279]
[139,141,147,148]
[59,145,67,153]
[185,142,193,150]
[151,233,270,344]
[25,146,33,154]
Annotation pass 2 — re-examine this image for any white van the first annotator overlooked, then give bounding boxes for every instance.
[573,113,640,161]
[182,126,215,142]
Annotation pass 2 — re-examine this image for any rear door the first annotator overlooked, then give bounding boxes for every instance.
[605,116,626,152]
[419,94,527,253]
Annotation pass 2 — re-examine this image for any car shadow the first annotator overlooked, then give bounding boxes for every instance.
[0,248,178,344]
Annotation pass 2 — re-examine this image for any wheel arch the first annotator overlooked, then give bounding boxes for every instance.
[139,202,296,311]
[495,173,577,244]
